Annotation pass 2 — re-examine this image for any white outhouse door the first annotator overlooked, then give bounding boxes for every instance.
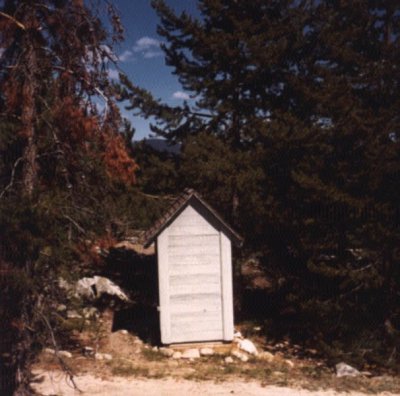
[157,204,234,344]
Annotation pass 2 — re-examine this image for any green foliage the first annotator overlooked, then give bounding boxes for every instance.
[122,0,400,368]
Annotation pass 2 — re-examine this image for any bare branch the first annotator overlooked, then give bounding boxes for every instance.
[136,191,176,200]
[0,11,26,30]
[37,310,82,393]
[0,157,23,199]
[63,215,86,234]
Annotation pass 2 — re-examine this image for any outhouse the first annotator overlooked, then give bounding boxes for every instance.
[143,189,243,345]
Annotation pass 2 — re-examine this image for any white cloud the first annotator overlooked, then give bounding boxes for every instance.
[134,36,160,50]
[118,49,133,62]
[172,91,190,100]
[107,69,120,80]
[133,36,163,59]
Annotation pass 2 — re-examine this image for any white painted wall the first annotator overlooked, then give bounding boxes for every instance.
[157,204,234,344]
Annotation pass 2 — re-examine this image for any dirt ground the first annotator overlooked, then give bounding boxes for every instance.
[31,316,400,396]
[32,369,399,396]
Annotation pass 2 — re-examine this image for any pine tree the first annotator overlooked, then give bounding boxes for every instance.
[122,0,400,364]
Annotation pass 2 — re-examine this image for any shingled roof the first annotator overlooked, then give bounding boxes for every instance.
[143,188,243,248]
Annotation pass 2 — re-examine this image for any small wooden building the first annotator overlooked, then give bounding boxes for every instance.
[144,189,243,345]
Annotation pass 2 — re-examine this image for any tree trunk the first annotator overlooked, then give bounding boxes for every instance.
[21,23,37,197]
[12,12,38,395]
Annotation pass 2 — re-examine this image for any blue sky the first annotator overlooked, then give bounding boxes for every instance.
[108,0,199,140]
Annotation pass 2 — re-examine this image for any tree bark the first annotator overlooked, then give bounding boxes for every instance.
[20,21,38,197]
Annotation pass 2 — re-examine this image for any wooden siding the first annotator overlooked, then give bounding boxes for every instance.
[157,204,234,344]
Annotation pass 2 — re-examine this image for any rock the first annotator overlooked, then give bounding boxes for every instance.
[82,307,98,319]
[119,329,128,335]
[336,362,361,377]
[82,346,94,357]
[43,348,55,355]
[152,346,159,352]
[361,371,373,377]
[159,347,174,357]
[200,347,214,356]
[58,350,72,358]
[253,326,262,331]
[225,356,234,364]
[258,351,274,363]
[66,310,82,319]
[284,359,294,369]
[234,331,243,339]
[172,351,182,359]
[75,276,129,302]
[181,348,200,359]
[94,352,112,361]
[238,339,258,355]
[58,278,73,292]
[231,350,249,362]
[56,304,67,312]
[133,338,143,345]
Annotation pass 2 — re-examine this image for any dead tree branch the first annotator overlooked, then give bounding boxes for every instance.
[0,11,26,30]
[63,215,86,234]
[37,310,82,393]
[0,157,23,199]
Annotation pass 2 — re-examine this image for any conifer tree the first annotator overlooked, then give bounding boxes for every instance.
[122,0,400,363]
[0,1,137,393]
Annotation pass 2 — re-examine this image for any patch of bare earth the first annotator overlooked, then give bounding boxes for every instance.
[32,325,400,396]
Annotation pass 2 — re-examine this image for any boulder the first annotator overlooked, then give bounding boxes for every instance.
[58,350,72,358]
[43,348,55,355]
[159,347,174,357]
[172,351,182,359]
[225,356,234,364]
[75,276,129,301]
[238,339,258,355]
[82,307,99,319]
[200,347,214,356]
[336,362,361,377]
[231,350,249,362]
[284,359,295,369]
[181,349,200,359]
[258,351,274,363]
[82,346,94,357]
[66,310,82,319]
